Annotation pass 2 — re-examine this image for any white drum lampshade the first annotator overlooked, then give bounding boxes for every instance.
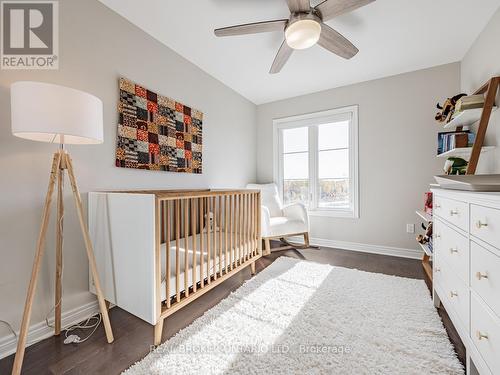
[11,81,104,144]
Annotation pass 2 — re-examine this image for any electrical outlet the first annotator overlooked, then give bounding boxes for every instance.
[406,224,415,233]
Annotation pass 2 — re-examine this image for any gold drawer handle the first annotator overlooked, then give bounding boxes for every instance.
[476,272,488,280]
[435,267,441,272]
[476,331,489,341]
[476,220,488,229]
[450,210,459,216]
[449,248,458,254]
[449,291,458,298]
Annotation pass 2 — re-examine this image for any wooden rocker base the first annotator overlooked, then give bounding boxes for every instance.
[279,237,320,250]
[262,232,319,256]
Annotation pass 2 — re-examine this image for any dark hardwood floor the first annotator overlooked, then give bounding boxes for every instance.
[0,245,465,374]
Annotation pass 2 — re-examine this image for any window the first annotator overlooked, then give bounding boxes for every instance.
[273,106,359,218]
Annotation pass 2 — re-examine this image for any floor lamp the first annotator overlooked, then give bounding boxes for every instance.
[10,82,114,375]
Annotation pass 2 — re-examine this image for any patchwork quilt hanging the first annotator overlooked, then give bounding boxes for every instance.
[115,77,203,173]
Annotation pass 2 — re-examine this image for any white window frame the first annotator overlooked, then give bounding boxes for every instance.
[273,105,359,218]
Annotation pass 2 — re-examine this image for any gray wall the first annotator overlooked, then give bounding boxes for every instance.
[257,63,460,251]
[0,0,256,338]
[461,7,500,173]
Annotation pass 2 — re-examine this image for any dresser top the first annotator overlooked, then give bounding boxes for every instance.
[431,187,500,207]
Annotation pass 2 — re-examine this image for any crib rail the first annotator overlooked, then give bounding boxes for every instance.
[155,190,261,318]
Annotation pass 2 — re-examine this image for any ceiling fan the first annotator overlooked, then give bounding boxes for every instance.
[214,0,375,74]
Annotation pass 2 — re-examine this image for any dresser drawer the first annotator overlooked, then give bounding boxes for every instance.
[471,241,500,317]
[433,255,443,284]
[434,196,468,231]
[471,293,500,375]
[433,218,469,284]
[439,259,469,328]
[471,204,500,250]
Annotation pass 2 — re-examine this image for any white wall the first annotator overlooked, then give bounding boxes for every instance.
[461,7,500,173]
[257,63,460,252]
[0,0,256,340]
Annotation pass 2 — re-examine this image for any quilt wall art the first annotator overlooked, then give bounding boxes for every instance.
[115,78,203,173]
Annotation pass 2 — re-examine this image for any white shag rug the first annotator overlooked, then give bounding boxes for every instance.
[123,257,463,375]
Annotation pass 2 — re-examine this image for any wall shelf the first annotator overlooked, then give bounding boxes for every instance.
[437,146,495,159]
[415,211,433,282]
[418,242,433,257]
[443,107,497,129]
[416,210,432,222]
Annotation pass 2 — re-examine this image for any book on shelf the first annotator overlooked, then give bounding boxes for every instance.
[454,95,485,112]
[437,130,475,155]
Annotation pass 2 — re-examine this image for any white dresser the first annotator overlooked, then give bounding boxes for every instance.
[432,188,500,375]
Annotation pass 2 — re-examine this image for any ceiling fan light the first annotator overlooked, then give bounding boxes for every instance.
[285,19,321,50]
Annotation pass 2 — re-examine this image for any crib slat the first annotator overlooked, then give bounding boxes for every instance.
[253,193,257,257]
[239,194,243,265]
[240,194,244,264]
[165,201,171,308]
[191,199,197,293]
[224,196,229,274]
[250,194,254,258]
[246,194,252,260]
[236,194,241,265]
[242,194,247,262]
[199,197,204,288]
[212,196,217,281]
[218,196,222,275]
[240,194,243,265]
[229,195,233,271]
[250,194,253,259]
[206,197,211,285]
[246,193,250,261]
[175,200,180,302]
[234,194,239,266]
[184,199,189,297]
[241,194,245,263]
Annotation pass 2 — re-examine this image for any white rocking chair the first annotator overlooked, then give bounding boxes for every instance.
[246,183,315,255]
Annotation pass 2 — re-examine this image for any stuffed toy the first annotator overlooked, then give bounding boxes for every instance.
[444,157,468,175]
[435,93,467,123]
[204,212,220,232]
[416,222,433,244]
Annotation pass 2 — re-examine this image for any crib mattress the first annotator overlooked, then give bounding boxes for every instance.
[160,230,253,301]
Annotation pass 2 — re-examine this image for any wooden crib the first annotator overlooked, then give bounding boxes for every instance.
[88,189,261,345]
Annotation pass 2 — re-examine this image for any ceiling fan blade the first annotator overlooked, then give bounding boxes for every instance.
[285,0,310,13]
[317,23,358,59]
[269,40,293,74]
[214,19,288,37]
[315,0,375,21]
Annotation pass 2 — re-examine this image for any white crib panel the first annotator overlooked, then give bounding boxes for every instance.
[88,192,157,324]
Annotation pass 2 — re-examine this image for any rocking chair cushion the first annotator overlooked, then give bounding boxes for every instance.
[246,183,282,218]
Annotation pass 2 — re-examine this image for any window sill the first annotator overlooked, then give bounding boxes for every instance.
[308,209,359,219]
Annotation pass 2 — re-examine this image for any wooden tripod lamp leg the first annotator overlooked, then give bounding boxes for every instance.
[12,152,62,375]
[54,163,64,336]
[64,153,114,344]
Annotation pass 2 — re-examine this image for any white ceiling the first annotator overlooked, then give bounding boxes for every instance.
[98,0,500,105]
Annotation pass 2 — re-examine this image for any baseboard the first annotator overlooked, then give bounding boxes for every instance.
[288,236,423,260]
[0,300,100,360]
